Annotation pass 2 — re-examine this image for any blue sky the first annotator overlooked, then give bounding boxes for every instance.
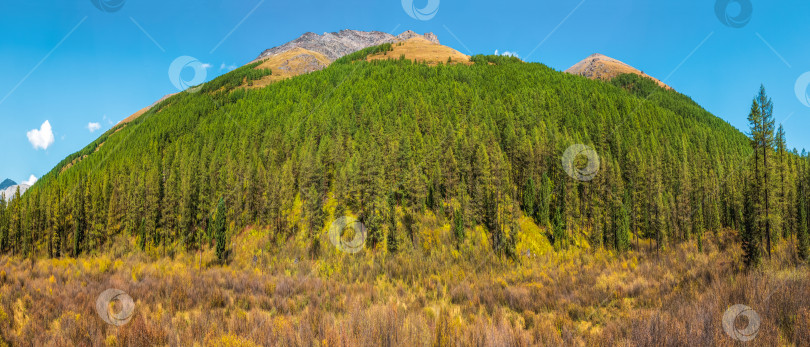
[1,0,809,183]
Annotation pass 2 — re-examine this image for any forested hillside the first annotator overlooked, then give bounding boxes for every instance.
[1,50,807,263]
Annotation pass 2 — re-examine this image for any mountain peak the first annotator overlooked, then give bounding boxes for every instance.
[397,30,440,44]
[0,179,16,191]
[565,53,671,90]
[121,30,447,128]
[257,29,396,61]
[256,29,441,62]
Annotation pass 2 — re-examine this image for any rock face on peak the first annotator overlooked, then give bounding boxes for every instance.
[257,29,396,62]
[397,30,440,44]
[565,53,671,90]
[255,29,440,62]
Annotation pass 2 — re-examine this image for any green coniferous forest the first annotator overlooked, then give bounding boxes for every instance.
[2,52,808,262]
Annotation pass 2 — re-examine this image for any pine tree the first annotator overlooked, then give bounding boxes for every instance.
[73,186,85,257]
[453,207,465,248]
[615,199,631,253]
[484,191,503,253]
[214,197,227,262]
[694,199,705,253]
[10,187,21,255]
[745,96,765,266]
[364,200,384,250]
[386,199,398,254]
[522,177,537,221]
[538,173,552,228]
[743,179,762,267]
[0,197,7,253]
[553,207,566,251]
[776,124,788,239]
[757,86,776,259]
[304,185,324,256]
[798,191,809,261]
[138,218,147,251]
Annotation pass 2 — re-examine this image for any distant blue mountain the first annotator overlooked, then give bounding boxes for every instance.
[0,179,16,191]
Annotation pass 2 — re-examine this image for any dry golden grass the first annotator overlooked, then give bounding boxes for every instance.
[247,47,332,89]
[367,37,471,66]
[566,54,672,90]
[0,227,807,346]
[116,93,175,127]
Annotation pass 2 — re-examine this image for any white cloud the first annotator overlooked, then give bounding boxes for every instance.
[494,49,519,58]
[201,63,213,69]
[26,120,55,150]
[22,175,37,186]
[87,122,101,132]
[220,63,237,71]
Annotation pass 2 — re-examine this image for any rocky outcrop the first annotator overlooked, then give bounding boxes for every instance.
[257,30,396,61]
[396,30,440,44]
